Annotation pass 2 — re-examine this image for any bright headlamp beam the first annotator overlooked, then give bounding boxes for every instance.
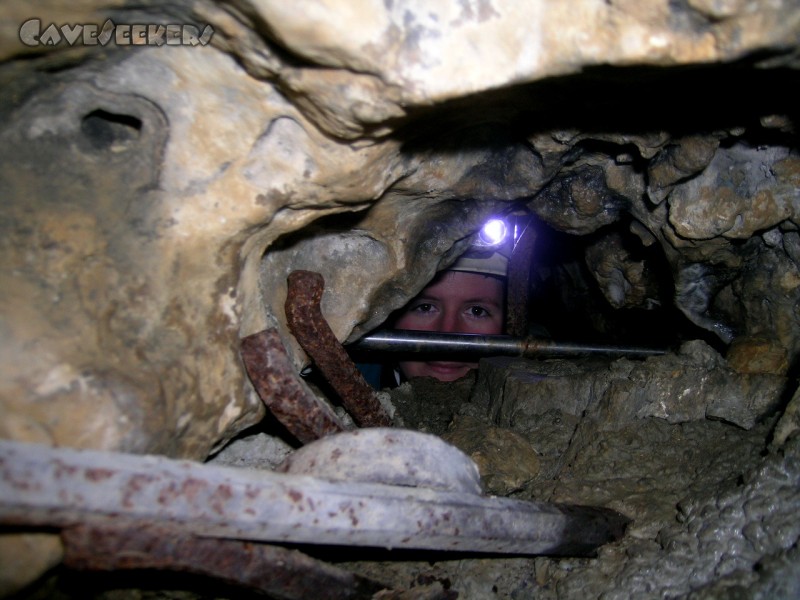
[478,218,508,246]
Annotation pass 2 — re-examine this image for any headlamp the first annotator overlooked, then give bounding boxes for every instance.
[452,214,533,277]
[472,215,529,251]
[478,218,508,247]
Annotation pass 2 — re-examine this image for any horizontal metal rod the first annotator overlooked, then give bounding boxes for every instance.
[0,439,628,557]
[350,330,668,359]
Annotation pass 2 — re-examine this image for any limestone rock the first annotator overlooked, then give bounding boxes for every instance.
[0,0,798,462]
[668,144,798,240]
[727,336,790,375]
[475,341,786,431]
[0,533,63,597]
[442,414,540,496]
[771,384,800,450]
[585,232,660,310]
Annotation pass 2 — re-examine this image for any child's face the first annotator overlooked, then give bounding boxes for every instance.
[394,270,505,382]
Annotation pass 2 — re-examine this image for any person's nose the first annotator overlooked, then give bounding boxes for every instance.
[436,309,462,333]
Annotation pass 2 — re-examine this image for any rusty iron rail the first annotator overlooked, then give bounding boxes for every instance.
[285,270,390,428]
[349,330,668,360]
[241,327,346,444]
[61,523,388,600]
[0,438,628,557]
[506,221,537,337]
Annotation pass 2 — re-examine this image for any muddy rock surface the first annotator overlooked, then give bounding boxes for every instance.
[16,352,800,599]
[332,352,799,599]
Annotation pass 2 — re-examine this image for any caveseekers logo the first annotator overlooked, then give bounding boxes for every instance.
[19,18,214,47]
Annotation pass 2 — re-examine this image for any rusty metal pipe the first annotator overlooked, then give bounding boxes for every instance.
[350,330,668,360]
[0,438,629,557]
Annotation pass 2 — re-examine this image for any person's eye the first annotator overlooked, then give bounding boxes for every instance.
[412,303,435,313]
[467,305,491,318]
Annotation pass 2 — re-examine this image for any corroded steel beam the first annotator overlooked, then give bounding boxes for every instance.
[0,438,628,556]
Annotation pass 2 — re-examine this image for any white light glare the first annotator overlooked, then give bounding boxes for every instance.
[479,218,508,246]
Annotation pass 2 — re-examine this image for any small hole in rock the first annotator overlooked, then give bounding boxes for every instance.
[80,109,142,151]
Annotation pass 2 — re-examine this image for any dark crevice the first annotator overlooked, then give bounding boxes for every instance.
[80,109,143,150]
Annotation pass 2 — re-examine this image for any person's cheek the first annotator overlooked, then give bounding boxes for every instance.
[396,313,437,332]
[398,360,423,379]
[462,318,502,335]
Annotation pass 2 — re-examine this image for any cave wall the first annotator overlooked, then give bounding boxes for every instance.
[2,0,797,457]
[1,0,800,594]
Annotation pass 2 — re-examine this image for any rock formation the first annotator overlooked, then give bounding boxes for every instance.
[1,0,799,597]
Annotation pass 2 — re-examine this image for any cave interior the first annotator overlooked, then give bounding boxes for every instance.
[1,2,800,599]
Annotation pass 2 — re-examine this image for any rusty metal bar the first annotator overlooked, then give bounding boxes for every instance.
[506,222,537,337]
[241,327,346,444]
[61,524,388,600]
[285,270,391,428]
[349,330,668,360]
[0,439,629,556]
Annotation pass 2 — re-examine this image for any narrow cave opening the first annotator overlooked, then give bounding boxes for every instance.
[362,63,800,365]
[525,216,729,354]
[352,210,706,350]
